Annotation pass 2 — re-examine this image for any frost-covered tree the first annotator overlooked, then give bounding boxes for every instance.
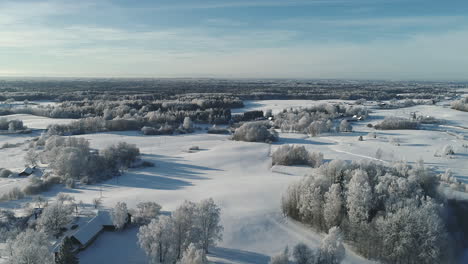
[269,247,290,264]
[346,170,373,225]
[55,237,79,264]
[196,198,223,253]
[323,184,343,229]
[183,117,193,131]
[112,202,129,230]
[6,229,54,264]
[339,120,352,132]
[293,243,315,264]
[24,149,39,166]
[232,122,278,143]
[272,145,323,167]
[138,216,176,264]
[298,178,325,229]
[38,202,72,238]
[92,197,102,209]
[319,227,345,264]
[133,201,162,225]
[173,201,198,259]
[178,243,206,264]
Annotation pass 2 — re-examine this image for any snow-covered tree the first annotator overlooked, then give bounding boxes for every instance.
[196,198,223,253]
[346,170,373,225]
[112,201,128,230]
[92,197,102,209]
[24,149,38,166]
[323,184,343,229]
[173,201,198,259]
[6,229,54,264]
[138,216,176,264]
[339,120,352,132]
[183,117,193,131]
[38,202,72,238]
[133,201,162,225]
[293,243,315,264]
[319,227,345,264]
[269,247,290,264]
[55,237,79,264]
[298,178,324,229]
[178,243,206,264]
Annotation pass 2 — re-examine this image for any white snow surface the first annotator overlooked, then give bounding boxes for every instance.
[1,100,467,263]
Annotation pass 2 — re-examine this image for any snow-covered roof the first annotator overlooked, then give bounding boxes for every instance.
[19,167,33,175]
[71,210,113,246]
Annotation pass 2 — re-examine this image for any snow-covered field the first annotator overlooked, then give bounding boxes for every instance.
[2,114,75,130]
[1,100,467,263]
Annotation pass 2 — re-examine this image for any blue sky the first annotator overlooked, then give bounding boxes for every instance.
[1,0,468,80]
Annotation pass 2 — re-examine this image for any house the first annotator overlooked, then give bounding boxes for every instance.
[51,210,131,257]
[18,167,34,176]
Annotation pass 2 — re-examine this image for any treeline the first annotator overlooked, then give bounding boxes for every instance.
[0,78,458,101]
[273,103,366,135]
[282,159,458,263]
[3,97,236,122]
[374,117,419,130]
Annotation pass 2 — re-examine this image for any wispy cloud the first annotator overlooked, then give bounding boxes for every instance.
[1,0,467,80]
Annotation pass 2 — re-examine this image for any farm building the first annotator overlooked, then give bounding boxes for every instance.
[52,210,131,256]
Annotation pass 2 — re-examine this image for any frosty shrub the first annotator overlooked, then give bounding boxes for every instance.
[0,168,12,178]
[374,117,419,130]
[207,125,230,134]
[272,145,323,167]
[141,126,158,135]
[232,122,278,143]
[0,187,24,202]
[179,243,206,264]
[133,201,162,225]
[443,145,455,156]
[339,120,352,132]
[269,247,290,264]
[451,97,468,112]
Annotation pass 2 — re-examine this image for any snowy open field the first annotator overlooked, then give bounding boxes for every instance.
[0,100,467,263]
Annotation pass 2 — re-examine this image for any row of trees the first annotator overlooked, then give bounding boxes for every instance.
[273,103,362,135]
[281,159,452,263]
[374,117,419,130]
[7,97,237,123]
[138,198,223,264]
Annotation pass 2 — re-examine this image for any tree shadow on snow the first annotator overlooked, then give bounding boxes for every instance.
[102,154,222,190]
[275,137,334,145]
[209,247,270,264]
